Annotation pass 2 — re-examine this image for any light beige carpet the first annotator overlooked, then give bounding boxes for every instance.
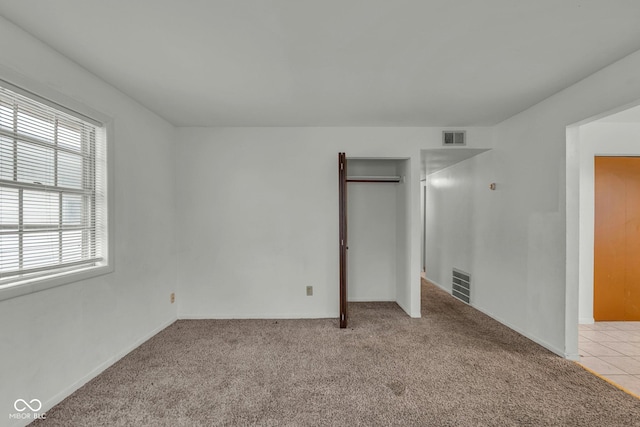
[33,280,640,426]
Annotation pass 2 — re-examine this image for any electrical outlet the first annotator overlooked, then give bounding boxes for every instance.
[170,293,175,303]
[306,286,313,296]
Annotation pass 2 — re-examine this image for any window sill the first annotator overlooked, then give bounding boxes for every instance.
[0,264,113,302]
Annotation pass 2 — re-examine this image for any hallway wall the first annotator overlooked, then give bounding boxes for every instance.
[426,49,640,359]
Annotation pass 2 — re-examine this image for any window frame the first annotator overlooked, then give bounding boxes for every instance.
[0,69,114,302]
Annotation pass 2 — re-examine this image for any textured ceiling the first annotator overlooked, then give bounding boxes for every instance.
[1,0,640,126]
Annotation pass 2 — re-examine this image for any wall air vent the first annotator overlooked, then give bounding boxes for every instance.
[452,268,470,303]
[443,131,466,146]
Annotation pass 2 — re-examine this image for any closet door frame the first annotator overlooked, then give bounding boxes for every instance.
[339,152,348,328]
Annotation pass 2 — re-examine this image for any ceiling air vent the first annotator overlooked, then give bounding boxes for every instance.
[443,131,466,146]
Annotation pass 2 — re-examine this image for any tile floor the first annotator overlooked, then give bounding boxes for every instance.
[579,322,640,397]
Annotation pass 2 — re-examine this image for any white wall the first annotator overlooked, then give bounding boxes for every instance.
[426,49,640,359]
[0,17,177,424]
[175,127,492,320]
[348,181,397,301]
[577,122,640,324]
[425,154,485,295]
[174,128,414,318]
[395,159,414,314]
[420,181,426,272]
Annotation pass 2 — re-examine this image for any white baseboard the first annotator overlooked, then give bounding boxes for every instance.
[565,352,581,362]
[579,317,595,325]
[10,317,178,427]
[471,303,567,359]
[425,277,449,293]
[425,277,567,359]
[179,312,338,320]
[394,297,412,318]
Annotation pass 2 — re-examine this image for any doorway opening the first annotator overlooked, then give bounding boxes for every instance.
[567,101,640,393]
[420,148,489,309]
[570,103,640,327]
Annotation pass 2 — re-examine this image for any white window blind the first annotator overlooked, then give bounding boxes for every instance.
[0,83,107,285]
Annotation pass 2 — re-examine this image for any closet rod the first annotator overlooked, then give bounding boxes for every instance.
[346,175,401,183]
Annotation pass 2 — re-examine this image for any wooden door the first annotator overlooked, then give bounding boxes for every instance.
[594,156,640,320]
[338,153,348,328]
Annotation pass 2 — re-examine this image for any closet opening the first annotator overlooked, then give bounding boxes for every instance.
[338,154,411,328]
